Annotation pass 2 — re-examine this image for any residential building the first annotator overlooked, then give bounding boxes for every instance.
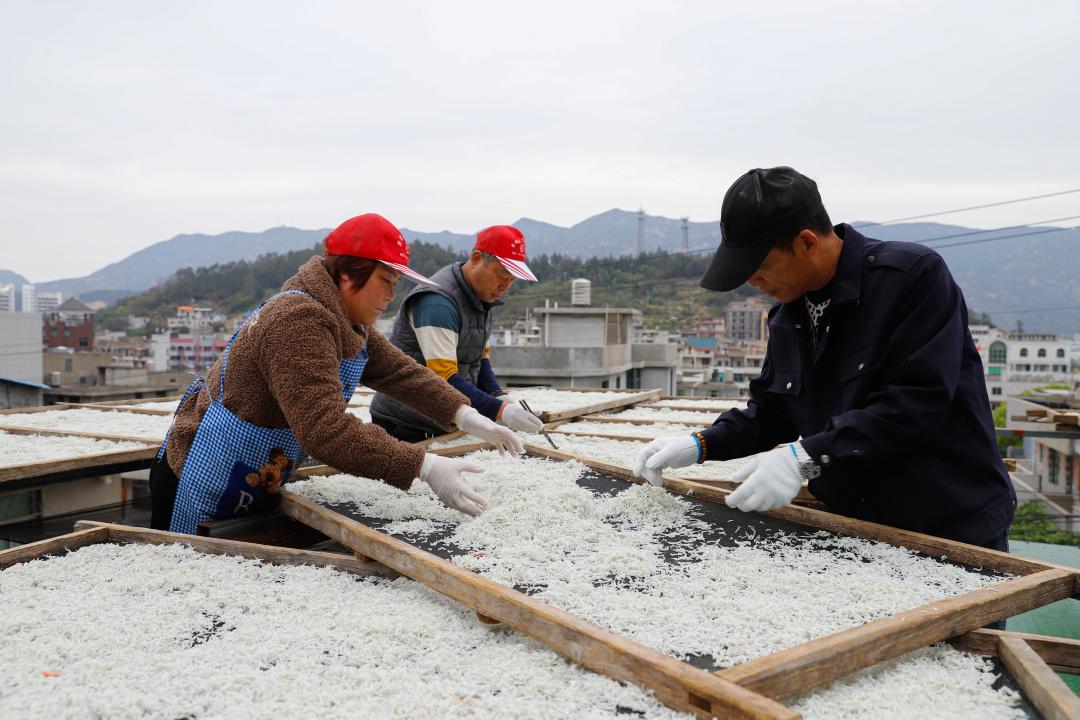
[167,305,223,333]
[492,304,678,393]
[711,340,768,397]
[167,333,228,372]
[43,297,95,350]
[725,300,770,342]
[20,285,62,314]
[975,326,1073,401]
[20,284,36,313]
[36,291,63,314]
[0,283,15,312]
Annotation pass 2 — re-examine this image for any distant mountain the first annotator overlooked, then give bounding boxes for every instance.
[0,269,29,287]
[32,226,332,298]
[5,210,1079,334]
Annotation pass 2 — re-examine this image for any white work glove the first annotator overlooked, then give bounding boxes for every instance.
[454,406,525,456]
[725,443,809,513]
[419,454,488,517]
[498,402,544,433]
[632,435,701,486]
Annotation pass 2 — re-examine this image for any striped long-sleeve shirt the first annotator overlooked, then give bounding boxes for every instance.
[409,293,505,421]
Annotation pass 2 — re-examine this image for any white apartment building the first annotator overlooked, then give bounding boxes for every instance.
[0,283,15,312]
[974,325,1074,401]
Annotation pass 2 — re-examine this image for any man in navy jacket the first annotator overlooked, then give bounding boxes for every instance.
[633,167,1015,548]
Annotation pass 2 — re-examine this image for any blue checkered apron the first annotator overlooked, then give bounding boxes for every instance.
[159,290,369,534]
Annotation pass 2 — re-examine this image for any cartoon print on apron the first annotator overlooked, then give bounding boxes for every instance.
[159,290,369,534]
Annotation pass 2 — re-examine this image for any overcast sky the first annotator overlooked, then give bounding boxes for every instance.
[2,0,1078,282]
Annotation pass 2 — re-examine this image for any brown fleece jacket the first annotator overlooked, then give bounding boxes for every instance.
[165,256,468,489]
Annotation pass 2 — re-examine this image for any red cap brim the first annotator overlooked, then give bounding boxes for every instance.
[380,260,439,286]
[496,257,537,282]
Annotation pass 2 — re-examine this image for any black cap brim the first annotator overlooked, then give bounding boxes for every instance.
[699,241,771,292]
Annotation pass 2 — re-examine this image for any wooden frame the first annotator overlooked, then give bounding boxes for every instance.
[0,441,157,484]
[0,521,394,577]
[281,444,1079,718]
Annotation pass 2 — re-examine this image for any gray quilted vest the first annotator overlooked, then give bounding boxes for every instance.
[371,262,497,435]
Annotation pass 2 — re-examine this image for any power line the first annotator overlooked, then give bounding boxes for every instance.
[916,215,1080,245]
[853,188,1080,228]
[929,224,1078,250]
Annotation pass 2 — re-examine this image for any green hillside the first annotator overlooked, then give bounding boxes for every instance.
[98,244,757,333]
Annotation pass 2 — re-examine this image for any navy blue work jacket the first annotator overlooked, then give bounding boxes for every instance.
[701,224,1016,545]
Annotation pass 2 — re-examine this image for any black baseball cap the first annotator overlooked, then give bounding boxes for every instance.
[700,166,823,292]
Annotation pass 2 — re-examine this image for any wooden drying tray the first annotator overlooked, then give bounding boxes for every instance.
[280,448,1078,718]
[524,442,1080,704]
[543,418,704,442]
[0,426,158,485]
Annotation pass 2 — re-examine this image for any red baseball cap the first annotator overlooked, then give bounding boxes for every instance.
[325,214,438,286]
[475,225,537,281]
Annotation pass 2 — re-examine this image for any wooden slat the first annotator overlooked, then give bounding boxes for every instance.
[583,415,710,428]
[715,569,1075,700]
[71,521,396,577]
[539,388,662,423]
[644,402,744,413]
[0,424,162,444]
[949,629,1080,675]
[279,491,797,720]
[58,402,173,416]
[0,526,110,569]
[74,396,182,407]
[551,428,659,443]
[0,444,157,483]
[0,405,61,416]
[997,636,1080,720]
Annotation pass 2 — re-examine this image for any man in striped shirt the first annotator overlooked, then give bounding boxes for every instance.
[371,226,544,442]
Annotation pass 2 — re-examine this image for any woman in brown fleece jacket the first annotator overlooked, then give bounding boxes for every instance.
[150,213,524,535]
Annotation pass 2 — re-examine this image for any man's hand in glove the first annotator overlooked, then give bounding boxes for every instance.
[632,435,701,486]
[725,443,811,513]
